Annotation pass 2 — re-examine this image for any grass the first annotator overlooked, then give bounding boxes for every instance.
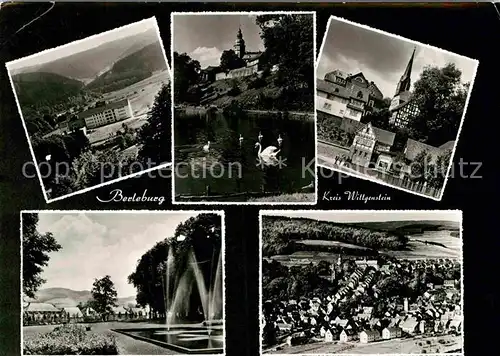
[248,192,314,203]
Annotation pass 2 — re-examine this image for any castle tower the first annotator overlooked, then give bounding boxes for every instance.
[234,27,246,59]
[394,47,415,96]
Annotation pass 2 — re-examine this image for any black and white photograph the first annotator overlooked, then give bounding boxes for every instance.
[172,12,316,204]
[6,17,172,203]
[260,210,463,355]
[316,16,478,200]
[21,211,224,355]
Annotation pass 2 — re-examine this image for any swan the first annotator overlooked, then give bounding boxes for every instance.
[45,154,51,161]
[258,131,263,142]
[203,141,210,153]
[277,134,283,146]
[301,181,314,190]
[255,142,280,157]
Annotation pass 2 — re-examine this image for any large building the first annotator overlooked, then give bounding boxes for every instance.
[78,99,133,129]
[388,48,420,128]
[317,70,384,122]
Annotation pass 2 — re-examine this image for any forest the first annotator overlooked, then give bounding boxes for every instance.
[262,216,409,257]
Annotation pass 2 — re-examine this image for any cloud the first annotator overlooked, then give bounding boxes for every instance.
[318,17,478,98]
[190,46,222,68]
[36,213,194,297]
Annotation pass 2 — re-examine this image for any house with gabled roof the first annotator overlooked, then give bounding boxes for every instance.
[349,122,396,168]
[382,326,402,340]
[360,329,381,343]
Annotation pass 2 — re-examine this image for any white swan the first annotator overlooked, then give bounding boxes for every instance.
[203,141,210,153]
[255,142,280,158]
[258,131,263,142]
[277,134,283,146]
[45,154,51,161]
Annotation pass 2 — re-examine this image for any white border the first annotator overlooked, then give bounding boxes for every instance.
[170,11,318,206]
[258,209,464,356]
[315,15,479,202]
[6,17,173,204]
[20,209,226,356]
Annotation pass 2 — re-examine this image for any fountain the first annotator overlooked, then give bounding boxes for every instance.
[112,246,224,354]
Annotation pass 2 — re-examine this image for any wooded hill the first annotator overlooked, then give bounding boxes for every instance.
[262,216,410,257]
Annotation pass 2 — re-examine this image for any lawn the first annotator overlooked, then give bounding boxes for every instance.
[296,239,371,250]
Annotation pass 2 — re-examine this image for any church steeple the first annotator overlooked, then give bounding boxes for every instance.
[394,47,416,96]
[234,27,246,59]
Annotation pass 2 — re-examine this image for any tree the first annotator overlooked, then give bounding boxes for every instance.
[219,49,245,73]
[128,213,222,321]
[256,14,314,91]
[173,52,201,103]
[22,213,62,298]
[407,63,468,146]
[361,108,391,130]
[137,84,171,165]
[91,275,118,321]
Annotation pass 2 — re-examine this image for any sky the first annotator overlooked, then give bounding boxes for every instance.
[263,211,462,223]
[173,14,265,68]
[7,17,159,71]
[33,212,203,298]
[317,17,478,98]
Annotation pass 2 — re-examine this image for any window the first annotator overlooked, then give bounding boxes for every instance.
[364,152,368,157]
[369,100,374,107]
[323,102,332,110]
[357,91,363,99]
[334,88,339,93]
[339,109,344,115]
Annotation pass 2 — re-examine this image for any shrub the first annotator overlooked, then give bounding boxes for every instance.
[248,77,266,89]
[24,324,118,355]
[228,86,241,96]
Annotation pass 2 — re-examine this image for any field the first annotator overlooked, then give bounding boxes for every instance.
[297,239,371,250]
[102,70,169,117]
[386,230,462,260]
[268,229,461,265]
[86,70,169,146]
[266,334,462,354]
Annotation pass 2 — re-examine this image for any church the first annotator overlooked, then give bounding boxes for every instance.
[388,48,420,128]
[200,27,265,83]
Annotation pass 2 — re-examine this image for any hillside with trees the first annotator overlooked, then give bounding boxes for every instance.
[13,72,84,109]
[174,14,314,112]
[86,41,167,93]
[262,216,409,257]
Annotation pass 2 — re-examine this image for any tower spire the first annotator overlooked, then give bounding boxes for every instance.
[395,47,416,96]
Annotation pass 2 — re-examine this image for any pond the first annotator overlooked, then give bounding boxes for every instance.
[114,326,224,353]
[174,111,315,202]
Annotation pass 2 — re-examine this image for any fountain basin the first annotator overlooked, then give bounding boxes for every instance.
[112,325,224,354]
[202,319,223,327]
